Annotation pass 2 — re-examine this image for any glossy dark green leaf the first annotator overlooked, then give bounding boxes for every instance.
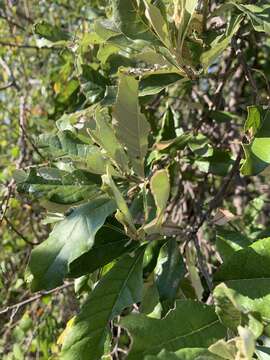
[121,300,226,359]
[68,220,137,277]
[139,71,185,97]
[79,65,109,105]
[216,230,252,262]
[61,245,146,360]
[29,196,116,291]
[155,239,186,312]
[214,237,270,331]
[158,107,176,142]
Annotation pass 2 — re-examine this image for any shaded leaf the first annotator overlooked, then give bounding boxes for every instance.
[233,2,270,35]
[155,239,186,313]
[139,70,185,97]
[121,300,226,359]
[39,130,118,175]
[29,196,116,291]
[68,220,137,277]
[201,15,243,70]
[61,245,146,360]
[216,230,252,262]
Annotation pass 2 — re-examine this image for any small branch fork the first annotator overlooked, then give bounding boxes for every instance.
[0,282,73,316]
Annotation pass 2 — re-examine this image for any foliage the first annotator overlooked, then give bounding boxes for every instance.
[1,0,270,359]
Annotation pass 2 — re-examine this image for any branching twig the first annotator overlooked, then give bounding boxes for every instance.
[0,282,74,316]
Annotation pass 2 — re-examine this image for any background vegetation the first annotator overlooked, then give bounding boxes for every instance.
[0,0,270,359]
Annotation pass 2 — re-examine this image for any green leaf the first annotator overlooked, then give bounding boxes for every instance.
[155,239,186,312]
[79,65,109,105]
[113,74,150,178]
[233,2,270,35]
[29,196,116,291]
[216,230,252,262]
[61,245,146,360]
[155,133,191,153]
[144,169,170,234]
[121,300,226,359]
[195,149,234,176]
[102,168,137,237]
[68,220,137,277]
[241,109,270,175]
[39,130,118,175]
[245,106,262,135]
[176,0,198,58]
[144,2,171,48]
[16,167,101,206]
[213,283,264,336]
[139,70,185,97]
[150,169,170,220]
[144,348,222,360]
[112,0,156,42]
[157,107,176,142]
[188,133,213,158]
[208,339,237,360]
[94,19,121,41]
[214,237,270,330]
[201,15,243,70]
[214,237,270,283]
[34,20,70,42]
[185,245,204,301]
[90,107,129,173]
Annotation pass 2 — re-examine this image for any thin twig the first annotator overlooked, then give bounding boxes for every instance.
[0,282,74,316]
[0,179,15,224]
[192,233,213,291]
[185,148,242,291]
[3,216,36,245]
[232,37,259,104]
[0,56,20,91]
[0,81,14,91]
[0,41,56,50]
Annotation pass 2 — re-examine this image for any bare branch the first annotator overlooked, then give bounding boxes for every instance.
[0,282,74,316]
